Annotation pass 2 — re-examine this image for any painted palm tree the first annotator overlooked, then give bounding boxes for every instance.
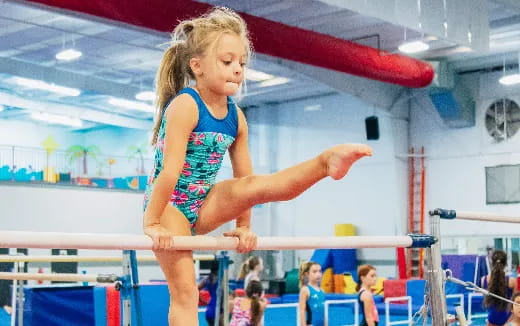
[66,145,101,176]
[127,142,148,175]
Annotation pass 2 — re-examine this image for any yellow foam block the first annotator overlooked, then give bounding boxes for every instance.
[343,274,358,294]
[43,167,57,183]
[321,267,334,293]
[334,224,356,236]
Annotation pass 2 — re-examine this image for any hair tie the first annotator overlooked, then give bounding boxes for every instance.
[497,259,501,263]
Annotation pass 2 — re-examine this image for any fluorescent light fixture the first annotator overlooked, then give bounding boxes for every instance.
[31,112,83,127]
[304,104,322,112]
[109,98,155,113]
[56,48,82,61]
[135,91,155,101]
[13,77,80,96]
[398,40,430,54]
[499,74,520,86]
[258,77,290,88]
[245,69,273,81]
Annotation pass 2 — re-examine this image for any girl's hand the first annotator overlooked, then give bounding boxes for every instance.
[223,227,257,253]
[144,223,173,250]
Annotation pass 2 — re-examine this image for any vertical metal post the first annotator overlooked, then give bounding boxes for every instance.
[427,213,448,325]
[214,252,230,326]
[129,250,142,326]
[121,250,132,326]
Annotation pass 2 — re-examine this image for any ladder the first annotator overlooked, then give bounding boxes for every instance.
[407,147,426,278]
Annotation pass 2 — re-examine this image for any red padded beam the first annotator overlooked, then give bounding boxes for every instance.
[27,0,433,88]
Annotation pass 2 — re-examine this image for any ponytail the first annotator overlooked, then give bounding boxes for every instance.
[246,280,263,326]
[238,257,250,280]
[485,250,509,311]
[152,41,190,145]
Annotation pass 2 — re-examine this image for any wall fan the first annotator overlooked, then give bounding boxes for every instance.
[485,98,520,142]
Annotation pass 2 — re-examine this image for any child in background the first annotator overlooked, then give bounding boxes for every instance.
[198,261,222,326]
[481,250,517,326]
[357,264,379,326]
[298,261,326,326]
[238,256,263,290]
[229,280,266,326]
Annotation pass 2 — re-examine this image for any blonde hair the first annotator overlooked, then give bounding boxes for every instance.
[299,261,319,288]
[152,7,252,145]
[238,256,261,280]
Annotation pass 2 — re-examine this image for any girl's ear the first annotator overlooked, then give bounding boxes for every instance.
[189,57,203,76]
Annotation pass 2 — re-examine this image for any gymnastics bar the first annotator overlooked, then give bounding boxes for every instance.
[0,272,119,283]
[431,208,520,223]
[0,254,215,263]
[0,231,436,250]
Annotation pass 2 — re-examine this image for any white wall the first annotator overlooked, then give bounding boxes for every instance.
[246,92,410,276]
[411,71,520,237]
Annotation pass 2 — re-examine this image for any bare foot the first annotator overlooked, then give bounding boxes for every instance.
[325,144,372,180]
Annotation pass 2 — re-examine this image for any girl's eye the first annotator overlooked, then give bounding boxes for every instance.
[223,61,232,65]
[240,63,246,67]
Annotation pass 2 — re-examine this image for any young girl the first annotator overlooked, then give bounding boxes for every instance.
[506,292,520,326]
[481,250,517,326]
[298,261,326,326]
[357,264,379,326]
[198,261,222,326]
[238,256,263,290]
[142,7,372,325]
[229,280,267,326]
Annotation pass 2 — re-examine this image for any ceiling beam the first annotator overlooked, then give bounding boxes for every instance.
[0,92,151,130]
[0,57,142,101]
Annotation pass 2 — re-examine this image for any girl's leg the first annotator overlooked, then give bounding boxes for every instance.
[154,204,199,325]
[196,144,371,234]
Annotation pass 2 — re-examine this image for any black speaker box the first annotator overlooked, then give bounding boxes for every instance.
[365,116,380,140]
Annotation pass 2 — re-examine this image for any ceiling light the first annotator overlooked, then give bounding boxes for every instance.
[56,49,82,61]
[109,98,155,113]
[258,77,290,88]
[31,112,83,127]
[398,40,430,54]
[499,74,520,86]
[245,69,274,81]
[13,77,81,96]
[135,91,155,101]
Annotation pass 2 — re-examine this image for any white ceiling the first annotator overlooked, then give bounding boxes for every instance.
[0,0,519,131]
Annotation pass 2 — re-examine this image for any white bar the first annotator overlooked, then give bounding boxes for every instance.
[324,299,359,326]
[385,296,412,326]
[0,254,215,263]
[0,231,414,250]
[453,211,520,223]
[0,272,101,283]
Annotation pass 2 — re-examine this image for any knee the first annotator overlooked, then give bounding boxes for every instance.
[171,281,198,306]
[237,175,274,204]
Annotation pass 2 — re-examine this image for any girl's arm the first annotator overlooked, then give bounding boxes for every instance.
[298,286,309,326]
[224,108,256,252]
[361,292,376,326]
[228,107,253,228]
[143,94,198,249]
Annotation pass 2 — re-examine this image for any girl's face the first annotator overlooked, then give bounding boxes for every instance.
[196,33,246,96]
[307,264,322,284]
[512,296,520,319]
[362,269,377,287]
